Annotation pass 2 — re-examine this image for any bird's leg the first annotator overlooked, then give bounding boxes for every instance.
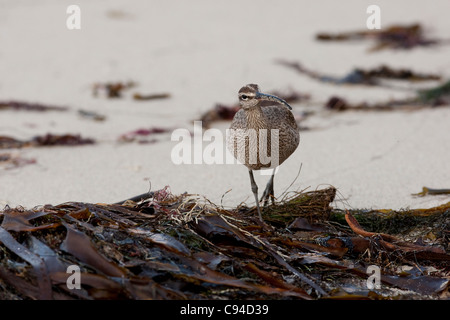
[261,170,275,206]
[248,170,263,221]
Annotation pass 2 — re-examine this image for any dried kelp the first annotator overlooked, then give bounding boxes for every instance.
[0,134,95,149]
[344,210,448,260]
[316,24,441,51]
[359,65,441,81]
[413,187,450,197]
[0,186,448,300]
[93,81,137,98]
[330,205,450,248]
[118,127,172,144]
[93,81,171,102]
[265,89,310,104]
[31,134,95,146]
[0,136,27,149]
[262,187,336,226]
[0,153,36,170]
[277,60,450,110]
[277,60,441,86]
[323,83,450,111]
[133,93,171,101]
[0,101,68,112]
[200,104,240,128]
[78,110,106,121]
[324,96,421,112]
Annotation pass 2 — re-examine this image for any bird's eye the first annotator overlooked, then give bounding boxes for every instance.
[241,95,248,100]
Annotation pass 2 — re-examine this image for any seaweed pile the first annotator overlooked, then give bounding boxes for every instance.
[1,187,448,300]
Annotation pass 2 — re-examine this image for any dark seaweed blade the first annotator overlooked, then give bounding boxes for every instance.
[0,227,52,299]
[1,209,60,232]
[60,223,127,278]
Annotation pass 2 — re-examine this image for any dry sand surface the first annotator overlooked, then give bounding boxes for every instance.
[0,0,449,211]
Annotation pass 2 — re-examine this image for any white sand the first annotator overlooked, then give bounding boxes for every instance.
[1,0,449,210]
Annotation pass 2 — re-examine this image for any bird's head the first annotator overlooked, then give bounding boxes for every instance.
[238,84,292,110]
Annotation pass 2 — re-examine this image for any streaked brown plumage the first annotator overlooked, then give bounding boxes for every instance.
[227,84,300,221]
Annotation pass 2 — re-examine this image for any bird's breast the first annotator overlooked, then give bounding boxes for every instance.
[227,106,299,170]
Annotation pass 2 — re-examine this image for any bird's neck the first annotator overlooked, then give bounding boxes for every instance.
[244,106,268,129]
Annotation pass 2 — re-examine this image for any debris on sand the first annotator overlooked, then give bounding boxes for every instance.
[0,136,26,149]
[413,187,450,197]
[133,93,171,101]
[277,60,450,110]
[266,89,310,104]
[316,23,442,52]
[277,60,441,86]
[92,81,171,102]
[0,153,36,170]
[78,110,106,122]
[0,101,68,112]
[118,127,172,144]
[323,82,450,112]
[92,81,137,98]
[199,104,240,128]
[324,96,422,112]
[1,186,448,300]
[30,134,95,146]
[0,134,95,149]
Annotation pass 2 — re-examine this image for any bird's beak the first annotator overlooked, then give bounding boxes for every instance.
[255,92,292,110]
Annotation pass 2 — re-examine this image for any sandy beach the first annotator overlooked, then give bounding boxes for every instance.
[1,0,450,211]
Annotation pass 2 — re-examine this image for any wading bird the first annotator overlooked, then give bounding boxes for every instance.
[227,84,300,221]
